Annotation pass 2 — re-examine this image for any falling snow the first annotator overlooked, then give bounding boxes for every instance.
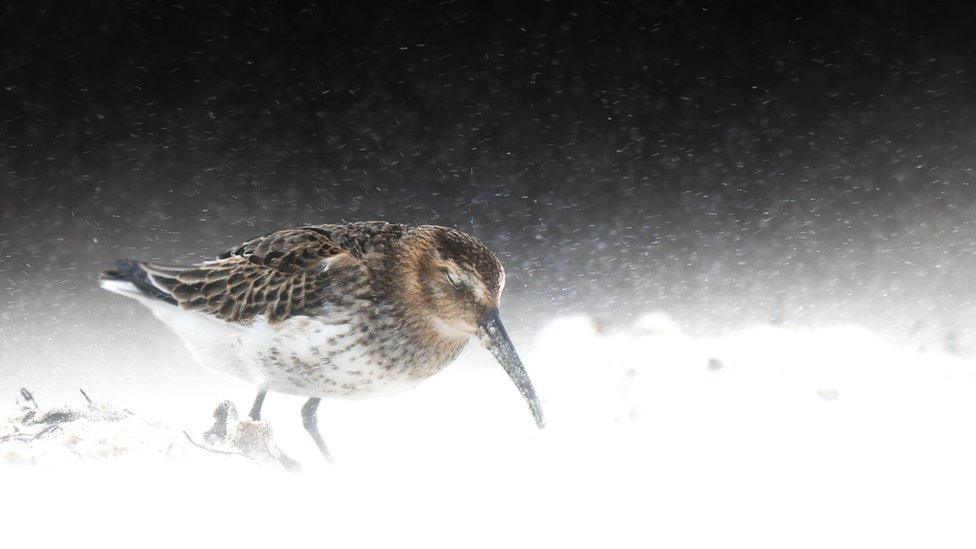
[4,2,976,548]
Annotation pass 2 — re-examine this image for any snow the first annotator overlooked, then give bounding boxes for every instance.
[1,400,184,465]
[3,313,976,548]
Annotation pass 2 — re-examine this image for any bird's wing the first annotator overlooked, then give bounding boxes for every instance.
[277,221,407,260]
[139,226,381,323]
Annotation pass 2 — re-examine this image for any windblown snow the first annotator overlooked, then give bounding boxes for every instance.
[2,312,975,548]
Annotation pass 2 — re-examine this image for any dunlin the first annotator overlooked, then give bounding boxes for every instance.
[99,221,544,460]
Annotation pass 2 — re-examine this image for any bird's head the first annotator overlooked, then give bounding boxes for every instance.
[403,226,506,338]
[395,225,544,429]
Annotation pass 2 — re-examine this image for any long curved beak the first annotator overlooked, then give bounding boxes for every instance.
[477,309,545,429]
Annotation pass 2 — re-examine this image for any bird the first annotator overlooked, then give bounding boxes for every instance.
[98,221,544,461]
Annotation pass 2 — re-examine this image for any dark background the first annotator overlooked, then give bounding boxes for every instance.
[4,1,976,368]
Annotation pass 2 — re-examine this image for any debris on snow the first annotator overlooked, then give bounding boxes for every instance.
[0,390,296,469]
[190,400,300,470]
[1,389,181,465]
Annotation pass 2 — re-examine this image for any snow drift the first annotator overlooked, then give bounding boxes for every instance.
[2,312,975,548]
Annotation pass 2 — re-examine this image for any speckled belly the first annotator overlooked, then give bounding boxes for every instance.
[233,315,442,398]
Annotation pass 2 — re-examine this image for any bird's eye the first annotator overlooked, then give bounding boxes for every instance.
[445,271,464,289]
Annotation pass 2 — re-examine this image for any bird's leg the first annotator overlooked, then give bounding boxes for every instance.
[249,387,268,421]
[301,397,333,462]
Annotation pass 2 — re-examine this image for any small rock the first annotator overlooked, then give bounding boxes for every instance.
[816,388,839,401]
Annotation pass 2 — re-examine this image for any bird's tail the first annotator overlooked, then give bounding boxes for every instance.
[99,259,178,305]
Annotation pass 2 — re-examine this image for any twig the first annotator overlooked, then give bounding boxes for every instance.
[1,424,60,443]
[30,424,60,441]
[79,388,93,405]
[19,388,37,409]
[182,431,247,457]
[181,431,302,472]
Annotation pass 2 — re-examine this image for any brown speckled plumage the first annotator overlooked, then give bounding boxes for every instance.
[99,221,544,460]
[140,221,404,323]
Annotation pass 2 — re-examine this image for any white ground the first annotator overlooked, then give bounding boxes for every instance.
[3,312,976,548]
